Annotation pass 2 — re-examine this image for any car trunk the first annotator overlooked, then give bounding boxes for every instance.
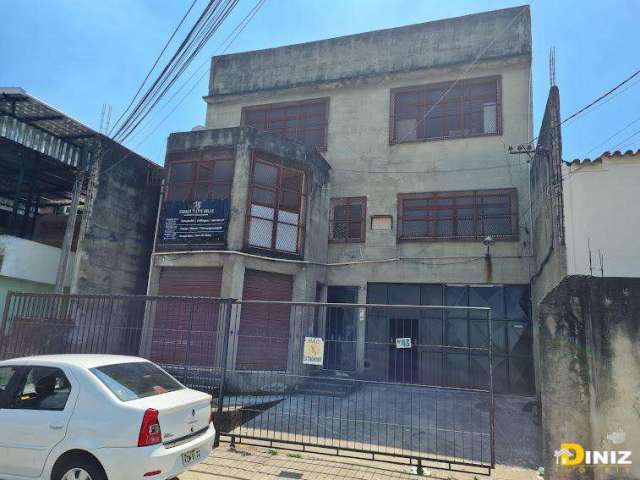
[131,389,212,446]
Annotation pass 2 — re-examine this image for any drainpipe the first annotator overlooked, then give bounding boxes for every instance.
[483,235,495,283]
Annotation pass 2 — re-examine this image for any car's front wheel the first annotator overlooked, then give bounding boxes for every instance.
[52,454,107,480]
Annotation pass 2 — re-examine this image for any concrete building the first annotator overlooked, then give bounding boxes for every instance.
[147,6,536,395]
[0,88,161,308]
[530,86,640,479]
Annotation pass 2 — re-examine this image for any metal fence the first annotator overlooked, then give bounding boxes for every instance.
[0,292,494,476]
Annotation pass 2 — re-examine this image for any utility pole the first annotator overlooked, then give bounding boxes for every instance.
[54,145,88,294]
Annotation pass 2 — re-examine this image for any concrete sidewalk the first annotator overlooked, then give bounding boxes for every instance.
[180,443,540,480]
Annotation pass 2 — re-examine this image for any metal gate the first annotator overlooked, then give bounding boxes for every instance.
[0,293,494,476]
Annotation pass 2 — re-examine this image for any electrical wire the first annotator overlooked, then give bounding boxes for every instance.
[130,0,267,149]
[111,0,240,143]
[109,0,200,137]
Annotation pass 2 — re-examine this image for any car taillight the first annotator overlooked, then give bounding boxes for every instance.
[138,408,162,447]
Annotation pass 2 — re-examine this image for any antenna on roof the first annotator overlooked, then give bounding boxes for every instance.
[549,47,557,87]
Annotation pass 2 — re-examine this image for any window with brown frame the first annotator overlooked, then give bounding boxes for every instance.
[329,197,366,243]
[165,149,235,201]
[241,98,329,150]
[390,77,501,144]
[246,153,306,255]
[398,189,518,241]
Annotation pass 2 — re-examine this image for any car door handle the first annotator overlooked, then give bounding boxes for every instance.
[49,423,64,430]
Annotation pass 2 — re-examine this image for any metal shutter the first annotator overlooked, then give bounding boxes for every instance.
[151,267,223,368]
[236,269,293,370]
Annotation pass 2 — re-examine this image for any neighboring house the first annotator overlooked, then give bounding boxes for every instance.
[0,88,161,310]
[148,6,535,394]
[530,86,640,479]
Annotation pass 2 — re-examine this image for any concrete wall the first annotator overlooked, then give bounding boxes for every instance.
[209,6,531,96]
[0,235,66,285]
[538,276,640,480]
[71,140,161,295]
[206,55,533,292]
[563,152,640,277]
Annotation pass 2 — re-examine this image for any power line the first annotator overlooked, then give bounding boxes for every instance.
[583,113,640,157]
[111,0,240,143]
[109,0,200,137]
[131,0,267,149]
[560,67,640,127]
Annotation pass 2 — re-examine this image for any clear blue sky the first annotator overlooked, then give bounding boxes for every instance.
[1,0,638,164]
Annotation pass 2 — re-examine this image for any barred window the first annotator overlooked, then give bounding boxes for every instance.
[166,149,234,201]
[246,154,306,255]
[329,197,366,243]
[241,98,329,150]
[398,189,517,241]
[390,77,500,144]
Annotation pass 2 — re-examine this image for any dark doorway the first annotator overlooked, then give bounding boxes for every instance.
[388,317,418,383]
[325,286,358,371]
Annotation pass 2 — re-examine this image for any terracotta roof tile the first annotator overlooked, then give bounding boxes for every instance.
[564,148,640,166]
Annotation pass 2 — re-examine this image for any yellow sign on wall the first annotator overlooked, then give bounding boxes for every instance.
[303,337,325,365]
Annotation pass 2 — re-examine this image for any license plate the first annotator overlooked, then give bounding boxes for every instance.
[182,448,202,466]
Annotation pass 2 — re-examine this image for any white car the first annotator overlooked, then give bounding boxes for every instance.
[0,354,216,480]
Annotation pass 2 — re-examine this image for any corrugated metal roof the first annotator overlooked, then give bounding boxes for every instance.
[565,148,640,166]
[0,87,99,167]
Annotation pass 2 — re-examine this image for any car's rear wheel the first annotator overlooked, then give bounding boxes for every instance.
[52,455,107,480]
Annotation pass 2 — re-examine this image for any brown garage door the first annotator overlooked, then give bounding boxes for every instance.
[237,270,293,370]
[151,267,222,367]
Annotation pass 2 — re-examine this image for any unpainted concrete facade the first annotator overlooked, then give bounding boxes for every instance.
[71,138,161,295]
[147,7,535,385]
[201,5,533,292]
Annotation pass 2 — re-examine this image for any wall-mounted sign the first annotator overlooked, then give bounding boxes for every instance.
[395,337,412,349]
[159,198,230,244]
[303,337,325,365]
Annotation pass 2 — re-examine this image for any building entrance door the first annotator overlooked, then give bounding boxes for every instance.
[388,317,419,383]
[325,286,358,371]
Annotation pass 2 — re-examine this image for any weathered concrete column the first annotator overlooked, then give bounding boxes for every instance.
[220,254,245,370]
[226,143,250,250]
[139,261,162,357]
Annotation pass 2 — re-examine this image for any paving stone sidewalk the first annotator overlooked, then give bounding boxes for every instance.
[180,444,540,480]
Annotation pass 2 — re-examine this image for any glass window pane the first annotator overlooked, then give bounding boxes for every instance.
[333,221,347,240]
[12,367,72,411]
[276,222,298,252]
[348,221,362,238]
[213,160,234,182]
[251,204,274,220]
[280,190,301,212]
[91,362,182,402]
[252,186,276,206]
[253,161,278,187]
[249,217,273,247]
[169,163,193,183]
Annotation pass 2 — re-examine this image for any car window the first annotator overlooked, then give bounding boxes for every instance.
[0,366,19,407]
[90,362,184,402]
[11,367,72,411]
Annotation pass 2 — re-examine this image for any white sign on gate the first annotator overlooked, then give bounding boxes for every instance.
[395,337,412,349]
[303,337,325,365]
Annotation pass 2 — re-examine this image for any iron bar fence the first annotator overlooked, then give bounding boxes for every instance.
[0,292,494,475]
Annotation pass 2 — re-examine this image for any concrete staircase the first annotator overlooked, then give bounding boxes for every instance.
[294,370,360,397]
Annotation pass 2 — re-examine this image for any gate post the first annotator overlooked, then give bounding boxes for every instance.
[184,301,195,385]
[213,298,235,448]
[488,308,496,468]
